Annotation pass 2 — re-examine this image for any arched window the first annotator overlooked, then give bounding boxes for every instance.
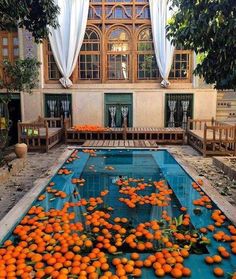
[107,27,130,80]
[137,28,160,80]
[79,28,101,80]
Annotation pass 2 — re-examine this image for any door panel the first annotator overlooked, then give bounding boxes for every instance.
[165,94,193,129]
[0,94,21,146]
[106,104,132,128]
[45,94,72,118]
[104,93,133,128]
[8,99,21,145]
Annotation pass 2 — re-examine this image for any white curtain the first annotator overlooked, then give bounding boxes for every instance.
[49,0,89,88]
[149,0,175,88]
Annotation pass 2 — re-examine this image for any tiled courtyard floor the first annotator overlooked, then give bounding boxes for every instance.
[0,144,67,220]
[0,144,235,221]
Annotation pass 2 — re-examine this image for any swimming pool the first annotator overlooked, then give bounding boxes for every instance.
[0,149,235,279]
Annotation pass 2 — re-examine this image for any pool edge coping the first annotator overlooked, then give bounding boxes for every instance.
[167,148,236,226]
[0,148,73,242]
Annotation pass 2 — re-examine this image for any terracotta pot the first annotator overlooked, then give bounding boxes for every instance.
[14,143,28,158]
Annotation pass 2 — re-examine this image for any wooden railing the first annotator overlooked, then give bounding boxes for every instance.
[18,116,70,152]
[18,121,49,151]
[43,117,63,128]
[187,118,233,131]
[187,118,236,156]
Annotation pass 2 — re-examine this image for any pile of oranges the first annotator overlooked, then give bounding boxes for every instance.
[71,178,86,186]
[57,168,72,175]
[82,149,97,156]
[43,183,67,200]
[0,198,200,279]
[72,125,109,132]
[0,186,223,279]
[66,151,79,164]
[192,182,212,209]
[118,180,172,208]
[211,210,226,227]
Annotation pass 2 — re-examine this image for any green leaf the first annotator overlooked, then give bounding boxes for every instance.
[167,0,236,90]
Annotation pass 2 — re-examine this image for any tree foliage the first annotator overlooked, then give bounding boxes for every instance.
[1,58,41,94]
[0,0,59,42]
[167,0,236,90]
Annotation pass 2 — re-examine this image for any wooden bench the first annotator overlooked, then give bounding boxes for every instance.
[18,117,71,152]
[187,118,236,157]
[125,127,184,144]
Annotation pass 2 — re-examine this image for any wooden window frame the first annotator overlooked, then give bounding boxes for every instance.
[78,26,102,83]
[169,49,193,83]
[136,26,161,82]
[44,40,60,84]
[0,31,19,78]
[106,25,131,82]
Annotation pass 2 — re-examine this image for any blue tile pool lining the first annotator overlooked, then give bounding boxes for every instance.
[1,147,236,240]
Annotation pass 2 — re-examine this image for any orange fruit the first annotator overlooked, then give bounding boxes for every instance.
[64,251,74,260]
[182,267,191,276]
[121,258,128,264]
[70,267,81,275]
[112,258,121,266]
[205,256,214,264]
[116,268,126,277]
[175,256,184,263]
[131,253,140,260]
[101,263,109,271]
[135,260,143,268]
[155,268,165,277]
[213,267,224,277]
[132,268,142,277]
[44,266,54,275]
[124,264,134,273]
[84,240,93,248]
[147,255,156,263]
[35,270,45,278]
[212,255,222,263]
[54,263,63,270]
[166,257,176,265]
[86,266,96,273]
[180,249,189,258]
[108,246,117,254]
[143,259,152,267]
[217,246,226,253]
[171,268,183,278]
[153,262,162,270]
[162,264,172,273]
[220,250,230,258]
[231,247,236,254]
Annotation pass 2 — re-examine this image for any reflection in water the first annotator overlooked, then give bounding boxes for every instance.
[78,153,178,226]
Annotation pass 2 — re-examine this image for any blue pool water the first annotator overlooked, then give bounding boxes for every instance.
[1,149,236,278]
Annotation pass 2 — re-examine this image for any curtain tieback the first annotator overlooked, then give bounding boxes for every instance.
[59,77,73,88]
[161,79,170,88]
